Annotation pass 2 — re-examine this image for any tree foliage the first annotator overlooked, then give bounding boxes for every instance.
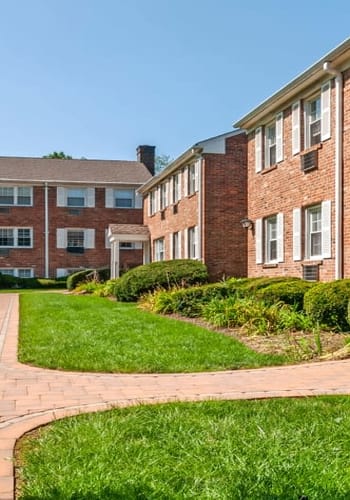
[43,151,73,159]
[155,154,172,174]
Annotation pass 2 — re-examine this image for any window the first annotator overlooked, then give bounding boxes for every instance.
[154,238,165,261]
[306,96,321,147]
[120,242,134,249]
[255,112,283,172]
[306,205,322,258]
[265,216,277,262]
[67,230,84,248]
[172,232,181,259]
[0,227,32,247]
[0,186,32,206]
[149,190,156,215]
[0,268,33,278]
[115,189,134,208]
[172,173,181,203]
[67,188,86,207]
[188,164,196,195]
[293,201,331,261]
[265,123,276,167]
[57,187,95,208]
[188,226,198,259]
[255,214,283,264]
[160,183,168,210]
[304,81,331,149]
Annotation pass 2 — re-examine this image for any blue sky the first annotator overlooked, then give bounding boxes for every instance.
[0,0,349,161]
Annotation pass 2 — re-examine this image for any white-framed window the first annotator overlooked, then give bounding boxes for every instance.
[172,173,181,203]
[0,186,33,206]
[154,238,165,261]
[255,214,283,264]
[265,122,276,167]
[56,228,95,250]
[188,226,198,259]
[172,231,181,259]
[0,227,32,248]
[149,190,157,215]
[304,81,331,149]
[293,201,331,261]
[265,215,278,262]
[105,188,141,209]
[160,182,168,210]
[306,205,322,259]
[188,164,196,195]
[0,268,33,278]
[57,187,95,208]
[255,112,283,172]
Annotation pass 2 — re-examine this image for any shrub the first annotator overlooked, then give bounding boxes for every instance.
[304,279,350,331]
[237,276,301,298]
[0,273,66,289]
[114,259,208,302]
[256,280,315,311]
[66,269,93,291]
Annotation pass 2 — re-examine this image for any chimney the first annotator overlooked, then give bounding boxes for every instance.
[137,145,155,176]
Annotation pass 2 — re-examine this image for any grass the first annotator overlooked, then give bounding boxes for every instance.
[18,293,285,372]
[17,397,350,499]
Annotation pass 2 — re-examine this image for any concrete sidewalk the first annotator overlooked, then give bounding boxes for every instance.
[1,293,350,499]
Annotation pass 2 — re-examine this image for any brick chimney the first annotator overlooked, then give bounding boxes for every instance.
[137,145,155,176]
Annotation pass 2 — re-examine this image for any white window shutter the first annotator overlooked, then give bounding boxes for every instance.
[178,231,182,258]
[194,225,199,259]
[135,191,143,209]
[156,186,161,212]
[277,213,284,262]
[292,101,300,155]
[276,113,284,163]
[183,167,188,196]
[56,228,66,248]
[184,228,188,258]
[105,188,114,208]
[57,187,66,207]
[293,208,302,261]
[322,200,332,258]
[321,81,331,141]
[85,229,95,249]
[255,127,262,173]
[178,171,182,201]
[194,159,200,192]
[169,176,174,204]
[255,218,263,264]
[105,229,111,249]
[169,233,173,259]
[87,188,95,208]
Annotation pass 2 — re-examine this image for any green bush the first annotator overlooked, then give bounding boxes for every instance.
[113,259,209,302]
[0,273,66,289]
[66,269,93,291]
[237,276,301,298]
[256,280,315,311]
[304,279,350,331]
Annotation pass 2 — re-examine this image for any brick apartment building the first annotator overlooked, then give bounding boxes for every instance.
[0,146,153,279]
[234,37,350,282]
[135,131,248,281]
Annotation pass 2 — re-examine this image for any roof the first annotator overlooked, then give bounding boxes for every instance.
[109,224,150,236]
[139,129,243,193]
[0,156,152,185]
[234,37,350,130]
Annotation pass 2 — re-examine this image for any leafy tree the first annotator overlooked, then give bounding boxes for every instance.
[155,154,172,174]
[43,151,73,159]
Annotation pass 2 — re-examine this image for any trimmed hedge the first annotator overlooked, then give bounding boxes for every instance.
[0,273,66,289]
[66,269,93,291]
[113,259,209,302]
[255,280,315,311]
[304,279,350,331]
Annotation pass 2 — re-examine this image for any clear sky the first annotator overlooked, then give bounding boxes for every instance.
[0,0,349,162]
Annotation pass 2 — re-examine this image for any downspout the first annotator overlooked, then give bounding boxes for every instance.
[44,182,49,278]
[323,62,343,279]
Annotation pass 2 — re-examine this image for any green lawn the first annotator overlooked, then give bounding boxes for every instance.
[17,397,350,499]
[18,293,284,372]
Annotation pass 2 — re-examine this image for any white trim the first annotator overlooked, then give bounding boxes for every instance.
[292,101,301,155]
[293,208,302,261]
[321,80,331,141]
[322,199,332,258]
[275,112,284,163]
[255,218,263,264]
[105,188,114,208]
[255,127,262,173]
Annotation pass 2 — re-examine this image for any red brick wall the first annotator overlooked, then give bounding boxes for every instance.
[0,186,144,278]
[247,78,339,281]
[202,133,247,280]
[143,132,248,281]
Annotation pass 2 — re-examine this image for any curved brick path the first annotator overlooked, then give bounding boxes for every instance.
[1,294,350,499]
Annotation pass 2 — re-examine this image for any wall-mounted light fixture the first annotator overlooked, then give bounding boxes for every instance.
[240,217,254,230]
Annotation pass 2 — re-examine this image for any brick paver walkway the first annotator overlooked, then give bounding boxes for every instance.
[1,294,350,499]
